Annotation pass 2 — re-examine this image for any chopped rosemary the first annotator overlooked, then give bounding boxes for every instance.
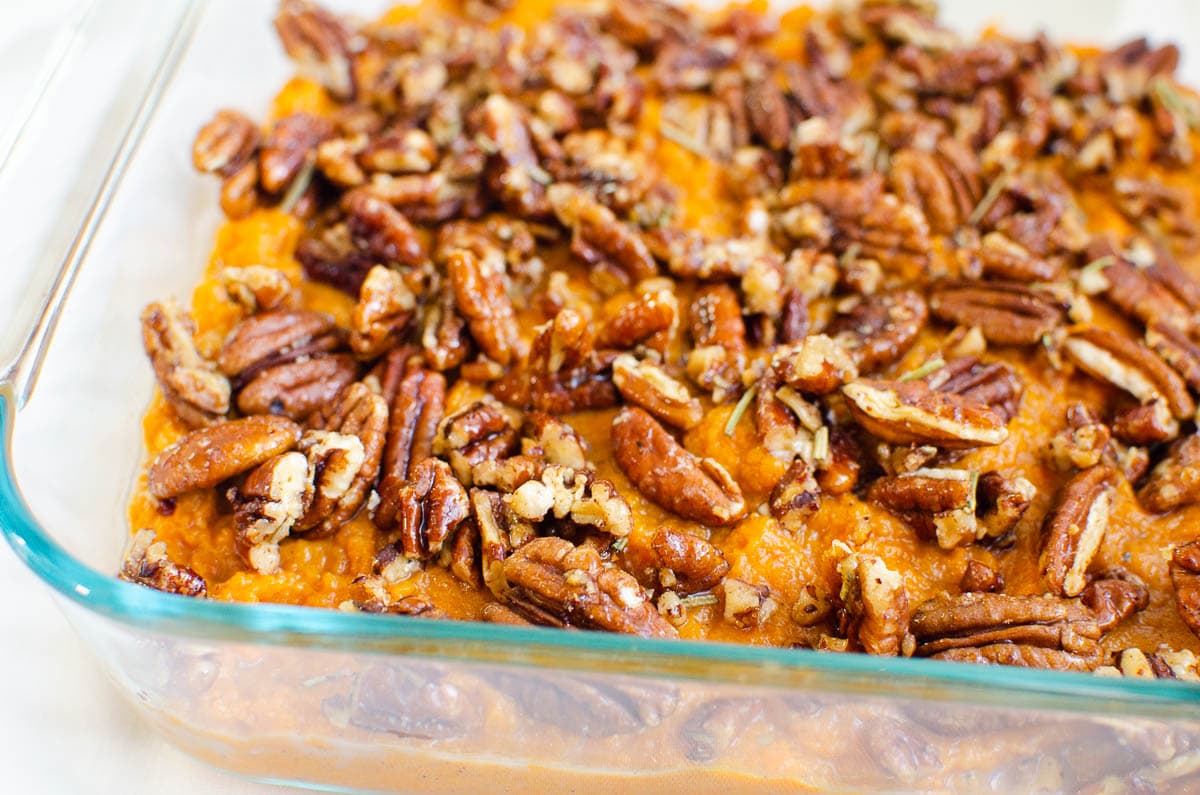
[680,593,719,608]
[812,425,830,465]
[610,536,629,554]
[279,157,316,215]
[968,172,1009,226]
[898,356,945,382]
[659,119,709,158]
[724,383,759,437]
[527,163,553,185]
[1076,255,1115,294]
[474,133,498,154]
[1152,76,1200,129]
[839,242,862,269]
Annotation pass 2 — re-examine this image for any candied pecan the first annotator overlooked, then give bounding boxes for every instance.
[502,537,678,638]
[504,465,633,537]
[1170,541,1200,637]
[910,592,1103,671]
[975,232,1060,282]
[721,578,776,630]
[141,300,230,427]
[342,189,426,269]
[231,451,310,573]
[1081,573,1150,632]
[293,429,364,535]
[480,601,529,625]
[788,118,861,181]
[1063,326,1195,419]
[1046,403,1111,471]
[888,139,981,236]
[817,428,863,495]
[479,94,549,218]
[769,458,821,529]
[237,356,359,419]
[975,471,1035,543]
[612,407,746,526]
[374,457,470,559]
[446,248,520,366]
[147,415,301,499]
[836,549,911,657]
[827,290,927,374]
[842,377,1008,449]
[1095,252,1195,334]
[421,286,472,372]
[353,594,446,618]
[506,309,620,414]
[192,109,259,178]
[315,134,367,187]
[296,223,377,295]
[612,354,702,430]
[274,0,355,100]
[299,382,388,536]
[926,356,1024,422]
[961,560,1004,593]
[1112,177,1199,253]
[659,230,780,282]
[771,334,858,395]
[1040,466,1116,597]
[597,288,678,353]
[867,468,979,549]
[1112,398,1178,445]
[119,529,207,597]
[218,266,295,313]
[217,309,341,379]
[381,367,445,482]
[348,265,416,358]
[549,183,657,284]
[686,283,746,402]
[651,527,729,595]
[259,113,333,194]
[1138,434,1200,512]
[219,158,262,218]
[754,374,822,462]
[928,281,1065,347]
[433,398,521,485]
[359,128,437,174]
[1145,321,1200,393]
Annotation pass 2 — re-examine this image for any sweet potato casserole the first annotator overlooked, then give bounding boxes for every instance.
[125,0,1200,689]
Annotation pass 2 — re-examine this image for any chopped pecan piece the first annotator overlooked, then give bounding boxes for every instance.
[651,527,729,595]
[299,382,388,536]
[867,468,979,549]
[1045,403,1111,471]
[231,451,310,573]
[597,288,678,353]
[480,94,549,218]
[828,290,927,374]
[192,109,259,178]
[147,415,301,499]
[1139,435,1200,512]
[359,128,437,174]
[1063,326,1195,420]
[1081,573,1150,631]
[119,529,207,597]
[960,560,1004,593]
[928,281,1065,346]
[549,183,657,285]
[349,265,416,358]
[381,367,445,482]
[817,428,863,495]
[842,377,1008,449]
[975,471,1035,543]
[612,407,746,526]
[768,459,821,529]
[1112,398,1178,445]
[294,429,365,536]
[502,537,678,638]
[836,549,911,656]
[504,465,633,537]
[274,0,355,100]
[433,398,521,484]
[612,354,703,429]
[686,283,747,402]
[1170,540,1200,638]
[721,578,776,630]
[446,248,520,366]
[217,266,295,313]
[771,334,858,395]
[1040,466,1116,597]
[523,412,588,470]
[141,300,231,427]
[374,457,470,559]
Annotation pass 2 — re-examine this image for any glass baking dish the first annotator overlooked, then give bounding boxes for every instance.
[3,0,1200,791]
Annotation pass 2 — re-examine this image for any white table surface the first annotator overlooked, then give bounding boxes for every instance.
[2,1,1199,793]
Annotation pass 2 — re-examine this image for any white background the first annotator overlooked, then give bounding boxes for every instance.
[1,1,1198,793]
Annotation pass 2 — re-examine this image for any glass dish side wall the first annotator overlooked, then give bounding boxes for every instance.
[1,2,1200,794]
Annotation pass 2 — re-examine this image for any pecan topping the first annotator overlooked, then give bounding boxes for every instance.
[1146,320,1200,393]
[1170,540,1200,638]
[828,290,927,373]
[147,415,301,499]
[231,451,310,573]
[1063,326,1195,420]
[294,429,365,536]
[192,109,259,178]
[768,458,821,529]
[446,248,520,366]
[504,465,634,538]
[349,265,416,358]
[926,357,1023,422]
[928,281,1065,346]
[1046,403,1111,471]
[218,266,295,313]
[421,286,472,372]
[1112,397,1178,445]
[1139,434,1200,512]
[433,398,521,485]
[960,560,1004,593]
[771,334,858,395]
[721,578,776,630]
[218,309,340,378]
[237,355,359,419]
[374,457,470,559]
[274,0,355,100]
[612,354,703,429]
[842,377,1009,449]
[888,139,981,236]
[342,189,426,269]
[141,300,231,427]
[381,366,445,482]
[549,183,657,285]
[1081,573,1150,631]
[975,471,1035,543]
[836,549,911,656]
[975,231,1060,282]
[867,468,980,549]
[597,288,678,353]
[686,283,746,402]
[1040,466,1116,597]
[651,526,729,595]
[523,412,588,470]
[259,113,334,194]
[612,407,746,526]
[481,94,549,218]
[501,537,678,638]
[120,530,207,597]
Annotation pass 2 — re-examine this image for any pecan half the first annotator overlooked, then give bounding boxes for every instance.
[343,189,426,269]
[597,288,678,353]
[1040,466,1116,597]
[611,407,746,526]
[381,367,445,482]
[842,377,1008,449]
[960,560,1004,593]
[218,266,294,313]
[926,357,1023,422]
[1063,326,1194,420]
[481,94,549,218]
[147,415,301,499]
[231,451,310,573]
[836,549,911,656]
[686,283,746,402]
[771,334,858,395]
[421,286,472,371]
[237,355,359,419]
[259,113,333,194]
[549,183,657,285]
[299,382,388,535]
[867,468,979,549]
[651,526,729,594]
[141,300,231,427]
[828,289,927,373]
[1112,397,1178,445]
[446,248,520,366]
[193,109,259,178]
[975,231,1060,282]
[1081,573,1150,631]
[1170,540,1200,638]
[274,0,355,100]
[433,398,521,484]
[119,529,207,597]
[218,309,340,378]
[612,354,703,429]
[928,281,1065,346]
[349,265,416,358]
[502,537,678,638]
[1146,321,1200,393]
[1138,434,1200,512]
[374,457,470,559]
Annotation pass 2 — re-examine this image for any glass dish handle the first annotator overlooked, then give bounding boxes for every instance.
[0,0,204,409]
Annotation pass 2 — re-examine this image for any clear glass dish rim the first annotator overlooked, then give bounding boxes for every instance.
[1,0,1198,721]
